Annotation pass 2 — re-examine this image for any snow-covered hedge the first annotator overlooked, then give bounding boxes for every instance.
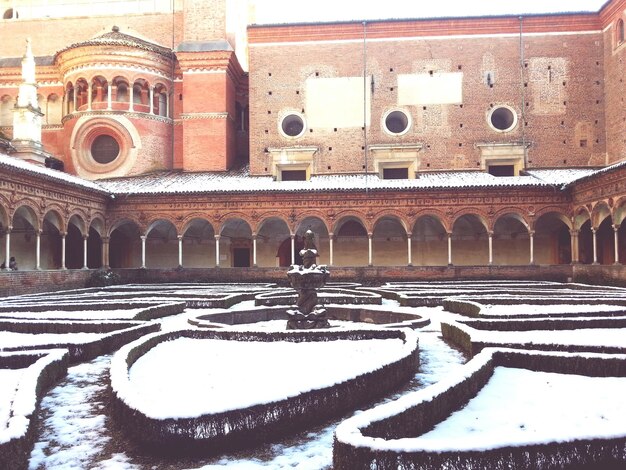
[109,328,419,455]
[2,322,160,363]
[0,349,68,470]
[254,288,382,307]
[443,298,483,317]
[334,348,626,469]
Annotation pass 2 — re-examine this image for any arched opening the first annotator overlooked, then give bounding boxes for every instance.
[132,79,149,112]
[451,214,488,265]
[597,216,615,265]
[257,217,291,267]
[109,221,140,268]
[412,215,448,266]
[10,206,39,270]
[91,76,109,110]
[295,217,330,265]
[334,217,368,266]
[372,216,407,266]
[181,218,215,267]
[87,220,103,269]
[42,210,64,269]
[153,84,168,117]
[534,213,571,264]
[0,95,13,127]
[65,83,75,114]
[75,78,89,111]
[492,214,529,265]
[578,220,593,264]
[220,218,253,267]
[45,93,62,125]
[146,220,178,268]
[112,77,129,108]
[3,8,18,19]
[66,215,85,269]
[617,18,625,44]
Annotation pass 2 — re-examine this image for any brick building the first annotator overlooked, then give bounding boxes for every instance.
[0,0,625,285]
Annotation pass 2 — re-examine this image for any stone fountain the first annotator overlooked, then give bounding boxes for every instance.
[286,230,330,329]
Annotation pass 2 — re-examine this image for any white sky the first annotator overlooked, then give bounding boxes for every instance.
[253,0,609,24]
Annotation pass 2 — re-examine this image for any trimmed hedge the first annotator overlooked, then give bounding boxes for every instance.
[0,350,69,470]
[333,349,626,469]
[109,328,419,456]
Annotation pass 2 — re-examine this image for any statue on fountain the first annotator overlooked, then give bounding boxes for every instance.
[286,230,330,329]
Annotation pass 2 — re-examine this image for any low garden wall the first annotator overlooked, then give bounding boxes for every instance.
[109,328,419,456]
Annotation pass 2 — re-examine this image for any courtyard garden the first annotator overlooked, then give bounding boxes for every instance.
[1,280,626,469]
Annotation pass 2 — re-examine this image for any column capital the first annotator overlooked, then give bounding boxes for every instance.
[569,229,579,236]
[214,234,221,240]
[367,232,373,238]
[613,224,620,232]
[140,235,147,241]
[83,234,89,241]
[528,230,535,236]
[101,236,110,243]
[177,235,183,240]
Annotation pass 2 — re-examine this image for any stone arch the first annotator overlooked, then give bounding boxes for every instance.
[1,94,13,126]
[411,214,448,266]
[90,76,109,110]
[65,82,75,114]
[617,18,625,45]
[145,219,179,268]
[257,216,292,267]
[451,213,489,265]
[492,212,530,265]
[372,215,408,266]
[87,217,105,269]
[132,78,150,111]
[534,212,572,264]
[573,206,591,231]
[613,197,626,226]
[181,217,215,268]
[66,214,86,269]
[220,217,253,267]
[597,215,616,265]
[294,216,330,265]
[591,201,612,229]
[334,216,369,266]
[109,219,141,268]
[75,78,89,111]
[153,82,169,117]
[40,209,65,269]
[112,76,130,108]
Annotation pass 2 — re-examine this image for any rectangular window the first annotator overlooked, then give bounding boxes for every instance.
[382,167,409,179]
[281,170,307,181]
[488,165,515,177]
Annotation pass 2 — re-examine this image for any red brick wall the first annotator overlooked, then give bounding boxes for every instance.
[0,270,93,297]
[248,20,606,175]
[182,0,226,42]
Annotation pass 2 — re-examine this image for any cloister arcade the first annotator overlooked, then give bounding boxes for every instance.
[3,200,625,271]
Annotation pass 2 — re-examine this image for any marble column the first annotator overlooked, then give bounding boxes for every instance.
[214,234,220,267]
[367,233,373,267]
[140,235,146,268]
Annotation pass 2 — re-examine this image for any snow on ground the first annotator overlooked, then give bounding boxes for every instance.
[479,303,626,316]
[0,332,106,348]
[127,336,412,417]
[0,308,148,320]
[0,369,23,429]
[416,366,626,450]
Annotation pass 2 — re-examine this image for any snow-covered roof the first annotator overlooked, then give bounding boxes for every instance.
[523,168,599,186]
[97,167,584,196]
[0,154,109,195]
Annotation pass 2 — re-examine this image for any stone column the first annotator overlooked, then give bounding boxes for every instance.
[129,85,134,112]
[83,234,88,269]
[407,232,412,266]
[592,228,598,265]
[149,86,154,115]
[368,233,373,267]
[570,229,579,263]
[488,231,493,265]
[107,83,112,110]
[291,234,295,265]
[166,93,170,118]
[36,229,41,270]
[252,234,257,267]
[447,232,453,266]
[178,235,183,267]
[87,81,92,111]
[214,234,220,267]
[329,232,334,266]
[529,230,535,265]
[73,88,77,113]
[102,236,110,269]
[4,227,10,270]
[140,235,146,269]
[61,232,66,269]
[614,225,620,265]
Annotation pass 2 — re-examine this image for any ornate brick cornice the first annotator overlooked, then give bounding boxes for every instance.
[61,110,172,126]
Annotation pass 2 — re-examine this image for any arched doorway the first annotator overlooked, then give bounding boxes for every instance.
[257,217,291,267]
[372,216,407,266]
[334,217,368,266]
[181,218,215,268]
[492,213,529,265]
[220,218,252,267]
[412,215,447,266]
[66,215,86,269]
[451,214,488,265]
[145,220,178,268]
[109,220,140,268]
[534,213,571,264]
[295,216,330,265]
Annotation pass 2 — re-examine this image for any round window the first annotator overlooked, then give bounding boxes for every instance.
[281,114,305,137]
[91,134,120,164]
[384,110,410,135]
[489,106,517,132]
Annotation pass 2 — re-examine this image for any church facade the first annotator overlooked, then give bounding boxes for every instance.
[1,0,625,288]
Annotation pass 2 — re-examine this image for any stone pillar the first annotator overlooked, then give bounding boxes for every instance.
[570,229,579,264]
[149,86,154,115]
[214,234,220,267]
[107,83,112,110]
[447,232,453,266]
[614,225,620,265]
[407,232,412,266]
[252,234,257,267]
[592,228,598,265]
[368,233,373,267]
[102,236,110,269]
[36,229,41,270]
[291,234,295,265]
[178,235,183,267]
[83,234,88,269]
[488,231,493,265]
[166,93,170,118]
[129,85,134,112]
[61,232,66,269]
[4,227,10,270]
[140,235,146,268]
[529,230,535,265]
[87,81,92,111]
[73,87,77,112]
[329,232,334,266]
